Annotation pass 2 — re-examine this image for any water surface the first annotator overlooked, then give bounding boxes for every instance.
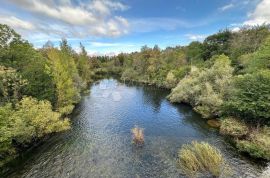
[6,79,263,177]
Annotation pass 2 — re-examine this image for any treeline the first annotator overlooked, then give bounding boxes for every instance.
[97,25,270,160]
[0,24,92,167]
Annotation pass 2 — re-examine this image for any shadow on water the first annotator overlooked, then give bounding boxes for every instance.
[2,79,265,178]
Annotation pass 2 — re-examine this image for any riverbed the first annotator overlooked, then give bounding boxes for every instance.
[4,79,264,177]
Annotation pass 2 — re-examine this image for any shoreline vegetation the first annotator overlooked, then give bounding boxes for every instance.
[1,23,270,176]
[94,25,270,163]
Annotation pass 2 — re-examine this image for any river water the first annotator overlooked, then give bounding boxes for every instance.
[4,79,264,178]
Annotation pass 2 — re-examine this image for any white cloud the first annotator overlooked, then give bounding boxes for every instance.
[0,15,35,30]
[6,0,129,38]
[185,34,206,41]
[219,3,234,11]
[244,0,270,25]
[90,42,135,47]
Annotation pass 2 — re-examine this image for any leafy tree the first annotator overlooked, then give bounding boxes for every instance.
[244,36,270,73]
[0,66,27,104]
[76,43,92,84]
[0,24,21,48]
[0,25,56,103]
[229,25,270,61]
[46,48,80,114]
[186,41,204,62]
[202,30,232,60]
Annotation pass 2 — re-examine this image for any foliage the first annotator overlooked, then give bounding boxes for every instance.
[220,117,249,138]
[0,25,56,103]
[223,70,270,124]
[186,41,204,62]
[76,43,92,84]
[0,66,27,104]
[202,30,232,60]
[0,97,70,165]
[229,25,270,61]
[169,55,233,118]
[0,24,21,48]
[178,141,229,177]
[165,71,178,88]
[46,48,81,114]
[236,127,270,160]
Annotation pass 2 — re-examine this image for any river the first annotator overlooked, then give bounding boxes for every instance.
[4,79,264,177]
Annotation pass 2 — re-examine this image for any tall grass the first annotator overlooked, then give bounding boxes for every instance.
[178,141,230,177]
[131,126,144,145]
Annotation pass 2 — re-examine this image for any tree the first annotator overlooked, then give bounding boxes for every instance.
[0,25,56,103]
[186,41,204,62]
[76,43,92,84]
[0,24,21,48]
[229,25,270,61]
[0,66,27,105]
[202,30,232,60]
[46,48,80,114]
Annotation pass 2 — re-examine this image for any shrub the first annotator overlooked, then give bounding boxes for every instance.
[220,117,249,138]
[223,70,270,124]
[178,141,230,177]
[236,127,270,160]
[169,55,233,118]
[131,126,144,145]
[165,71,178,88]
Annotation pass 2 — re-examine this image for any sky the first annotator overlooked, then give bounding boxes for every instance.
[0,0,269,55]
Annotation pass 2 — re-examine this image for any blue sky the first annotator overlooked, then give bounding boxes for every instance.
[0,0,269,55]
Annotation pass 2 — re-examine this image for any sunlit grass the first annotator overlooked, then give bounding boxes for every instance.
[131,126,144,145]
[178,141,231,177]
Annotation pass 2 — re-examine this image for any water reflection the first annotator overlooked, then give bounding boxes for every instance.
[4,79,263,178]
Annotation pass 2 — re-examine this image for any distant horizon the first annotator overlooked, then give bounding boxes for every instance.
[0,0,269,55]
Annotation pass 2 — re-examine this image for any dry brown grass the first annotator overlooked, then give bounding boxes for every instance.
[131,126,144,145]
[178,141,231,177]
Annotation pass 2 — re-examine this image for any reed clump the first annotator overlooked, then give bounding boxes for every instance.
[178,141,230,178]
[131,126,144,145]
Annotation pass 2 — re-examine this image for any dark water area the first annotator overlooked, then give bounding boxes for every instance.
[3,79,264,177]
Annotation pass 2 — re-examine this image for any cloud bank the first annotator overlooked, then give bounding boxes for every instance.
[2,0,129,39]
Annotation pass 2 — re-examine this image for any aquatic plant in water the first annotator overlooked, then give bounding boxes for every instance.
[178,141,231,178]
[131,126,144,145]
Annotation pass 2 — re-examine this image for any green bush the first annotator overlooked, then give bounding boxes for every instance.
[178,141,230,177]
[236,127,270,160]
[0,97,70,164]
[224,70,270,124]
[220,117,249,138]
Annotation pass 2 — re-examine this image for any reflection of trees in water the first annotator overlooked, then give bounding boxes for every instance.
[172,103,211,135]
[123,81,170,113]
[141,86,170,112]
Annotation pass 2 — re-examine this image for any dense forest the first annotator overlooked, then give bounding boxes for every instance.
[1,23,270,172]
